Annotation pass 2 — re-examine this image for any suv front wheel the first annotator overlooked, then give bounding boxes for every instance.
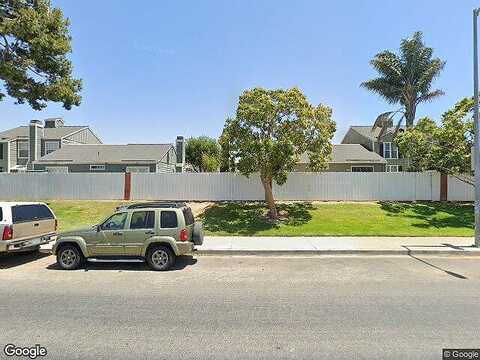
[57,245,84,270]
[146,245,175,271]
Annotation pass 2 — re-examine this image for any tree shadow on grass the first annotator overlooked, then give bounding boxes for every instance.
[379,201,473,230]
[201,202,313,235]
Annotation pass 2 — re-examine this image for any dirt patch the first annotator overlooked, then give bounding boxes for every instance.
[186,202,215,216]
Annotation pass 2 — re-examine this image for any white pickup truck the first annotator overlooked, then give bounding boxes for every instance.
[0,202,57,254]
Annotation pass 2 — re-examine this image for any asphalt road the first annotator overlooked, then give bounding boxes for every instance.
[0,253,479,360]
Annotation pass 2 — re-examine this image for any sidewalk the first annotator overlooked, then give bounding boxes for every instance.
[40,236,480,256]
[195,236,480,256]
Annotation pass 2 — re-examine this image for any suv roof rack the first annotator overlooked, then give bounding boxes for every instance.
[122,202,187,210]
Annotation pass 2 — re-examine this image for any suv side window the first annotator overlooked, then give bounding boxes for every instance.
[0,207,3,221]
[130,211,155,229]
[12,204,54,223]
[101,213,127,231]
[160,211,178,229]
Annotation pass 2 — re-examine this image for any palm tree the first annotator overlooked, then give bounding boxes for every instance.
[361,31,445,128]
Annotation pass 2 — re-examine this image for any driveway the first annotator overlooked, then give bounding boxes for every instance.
[0,253,479,359]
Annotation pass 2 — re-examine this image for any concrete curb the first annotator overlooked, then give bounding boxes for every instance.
[195,249,480,256]
[41,247,480,257]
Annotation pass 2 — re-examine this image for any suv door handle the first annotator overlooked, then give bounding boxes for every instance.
[113,232,123,236]
[145,231,155,235]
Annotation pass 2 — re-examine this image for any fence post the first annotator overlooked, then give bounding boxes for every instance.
[124,172,132,200]
[440,173,448,201]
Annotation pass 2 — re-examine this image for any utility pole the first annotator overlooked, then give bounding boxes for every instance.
[474,8,480,247]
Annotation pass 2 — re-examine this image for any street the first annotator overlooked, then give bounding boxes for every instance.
[0,253,479,360]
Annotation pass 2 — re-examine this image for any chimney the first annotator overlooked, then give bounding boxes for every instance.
[28,120,44,170]
[175,136,185,173]
[44,117,64,128]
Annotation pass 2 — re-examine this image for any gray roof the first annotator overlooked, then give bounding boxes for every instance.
[300,144,386,164]
[346,125,405,142]
[0,126,88,141]
[34,144,174,164]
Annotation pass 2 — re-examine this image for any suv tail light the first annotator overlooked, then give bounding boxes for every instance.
[2,226,13,241]
[179,228,188,242]
[55,219,58,231]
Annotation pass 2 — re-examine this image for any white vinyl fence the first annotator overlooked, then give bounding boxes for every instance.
[0,171,473,201]
[448,175,474,201]
[0,173,124,200]
[131,172,443,201]
[131,173,265,201]
[273,172,441,201]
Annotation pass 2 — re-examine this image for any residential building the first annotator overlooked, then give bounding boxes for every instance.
[33,143,179,173]
[341,125,409,172]
[0,118,101,173]
[295,144,386,172]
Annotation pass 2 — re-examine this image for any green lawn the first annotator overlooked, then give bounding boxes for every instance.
[45,200,474,237]
[46,200,126,232]
[200,202,474,237]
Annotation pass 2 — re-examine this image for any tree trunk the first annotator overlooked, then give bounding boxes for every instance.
[405,103,417,128]
[261,176,278,220]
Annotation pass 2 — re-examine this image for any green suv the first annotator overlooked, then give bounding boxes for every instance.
[53,202,203,271]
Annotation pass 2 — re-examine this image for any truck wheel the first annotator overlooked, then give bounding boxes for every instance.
[146,245,175,271]
[57,245,84,270]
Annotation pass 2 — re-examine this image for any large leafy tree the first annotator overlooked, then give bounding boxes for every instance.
[221,87,336,219]
[0,0,82,110]
[395,97,473,182]
[218,122,236,172]
[362,31,445,128]
[185,136,220,172]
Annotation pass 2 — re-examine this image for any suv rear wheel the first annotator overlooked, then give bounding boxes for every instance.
[146,245,175,271]
[57,245,84,270]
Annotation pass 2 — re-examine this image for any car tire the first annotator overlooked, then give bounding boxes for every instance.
[146,245,175,271]
[57,245,84,270]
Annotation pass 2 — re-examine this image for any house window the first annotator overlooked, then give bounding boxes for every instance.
[90,164,106,171]
[351,166,374,172]
[44,141,60,155]
[0,143,3,160]
[125,166,150,173]
[0,167,3,173]
[46,166,69,174]
[17,141,28,159]
[383,142,398,159]
[386,165,400,173]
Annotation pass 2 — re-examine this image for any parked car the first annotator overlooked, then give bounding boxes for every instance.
[53,202,204,271]
[0,202,57,254]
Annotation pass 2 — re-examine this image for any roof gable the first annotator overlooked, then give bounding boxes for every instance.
[300,144,386,164]
[0,126,90,141]
[342,126,406,143]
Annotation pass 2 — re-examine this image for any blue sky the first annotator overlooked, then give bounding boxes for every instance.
[1,0,479,144]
